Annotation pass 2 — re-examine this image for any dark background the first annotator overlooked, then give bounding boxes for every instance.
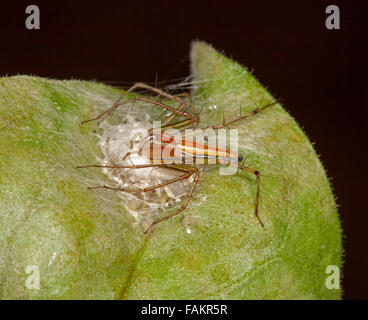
[0,0,366,299]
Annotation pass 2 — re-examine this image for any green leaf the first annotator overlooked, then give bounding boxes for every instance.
[0,41,341,299]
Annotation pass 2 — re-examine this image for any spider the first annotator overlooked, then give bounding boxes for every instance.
[77,83,277,233]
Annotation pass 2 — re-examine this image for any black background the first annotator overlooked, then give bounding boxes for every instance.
[0,0,366,299]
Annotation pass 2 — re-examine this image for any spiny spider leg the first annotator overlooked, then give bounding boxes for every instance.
[81,97,195,126]
[81,83,199,126]
[84,168,192,194]
[236,164,264,228]
[204,100,278,130]
[77,163,199,233]
[146,165,200,233]
[161,91,199,126]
